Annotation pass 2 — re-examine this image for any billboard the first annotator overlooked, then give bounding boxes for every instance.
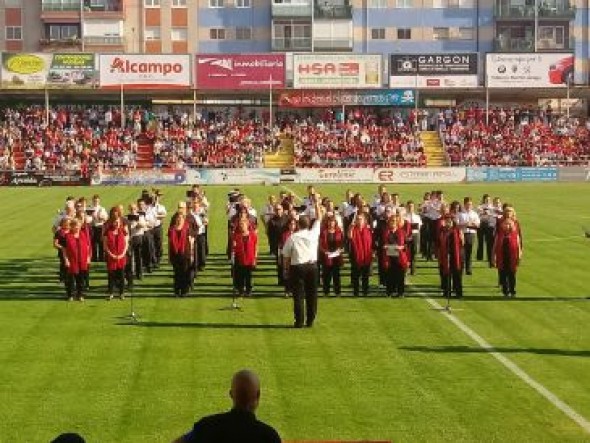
[557,166,590,182]
[486,53,573,88]
[374,167,466,184]
[1,52,98,89]
[185,169,280,185]
[390,53,478,88]
[279,89,414,107]
[466,167,558,182]
[99,54,191,89]
[196,54,285,90]
[293,54,382,89]
[297,168,374,183]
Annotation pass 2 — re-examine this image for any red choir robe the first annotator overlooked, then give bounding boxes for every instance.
[438,226,463,276]
[494,226,520,273]
[381,227,409,271]
[320,227,344,267]
[233,231,258,267]
[105,226,127,271]
[349,225,373,267]
[64,231,91,274]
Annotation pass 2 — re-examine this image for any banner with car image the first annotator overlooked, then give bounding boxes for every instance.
[486,53,573,88]
[1,52,98,89]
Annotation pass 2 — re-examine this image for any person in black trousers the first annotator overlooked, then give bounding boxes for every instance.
[438,216,464,299]
[282,194,323,328]
[348,213,373,297]
[319,216,344,296]
[168,212,194,297]
[381,213,409,298]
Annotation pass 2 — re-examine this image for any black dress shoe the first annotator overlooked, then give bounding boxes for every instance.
[294,323,303,329]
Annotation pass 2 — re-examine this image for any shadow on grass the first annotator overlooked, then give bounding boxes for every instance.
[399,345,590,358]
[118,320,293,329]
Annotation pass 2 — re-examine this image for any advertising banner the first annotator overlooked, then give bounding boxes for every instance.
[186,168,280,185]
[390,53,478,88]
[557,166,590,182]
[486,53,573,88]
[1,52,98,89]
[99,54,191,89]
[373,167,466,184]
[293,54,382,89]
[466,167,558,182]
[196,54,285,90]
[279,89,414,107]
[296,168,374,183]
[92,169,186,185]
[0,170,91,186]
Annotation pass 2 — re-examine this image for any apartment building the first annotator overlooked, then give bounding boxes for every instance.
[0,0,587,83]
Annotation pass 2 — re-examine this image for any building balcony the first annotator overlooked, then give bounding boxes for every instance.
[84,35,124,46]
[494,2,575,19]
[39,38,83,51]
[272,37,312,51]
[41,1,124,20]
[493,35,574,51]
[272,2,313,18]
[313,37,353,50]
[314,3,352,19]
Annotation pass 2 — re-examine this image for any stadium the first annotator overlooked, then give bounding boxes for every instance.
[1,2,590,442]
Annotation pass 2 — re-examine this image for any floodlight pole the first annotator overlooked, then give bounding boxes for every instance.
[120,83,125,129]
[45,86,50,124]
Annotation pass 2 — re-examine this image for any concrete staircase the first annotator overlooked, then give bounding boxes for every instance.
[136,135,154,169]
[264,137,295,169]
[421,131,447,168]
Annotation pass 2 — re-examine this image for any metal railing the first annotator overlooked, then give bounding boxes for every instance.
[314,4,352,18]
[272,37,312,51]
[493,36,573,51]
[494,4,574,18]
[42,1,122,12]
[83,36,124,45]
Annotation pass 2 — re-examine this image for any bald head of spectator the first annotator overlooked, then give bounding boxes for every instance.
[230,369,261,413]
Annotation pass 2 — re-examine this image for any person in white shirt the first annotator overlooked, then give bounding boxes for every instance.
[282,193,323,328]
[153,190,167,266]
[405,200,423,275]
[139,198,157,273]
[89,194,108,262]
[476,194,495,266]
[126,203,147,286]
[456,197,480,275]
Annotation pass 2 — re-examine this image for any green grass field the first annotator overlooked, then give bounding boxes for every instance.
[1,183,589,442]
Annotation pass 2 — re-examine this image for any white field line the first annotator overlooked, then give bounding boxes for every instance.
[422,295,590,435]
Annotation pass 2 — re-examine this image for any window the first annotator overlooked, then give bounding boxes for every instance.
[457,27,474,40]
[396,0,412,7]
[273,0,309,3]
[433,27,449,39]
[273,20,311,50]
[48,24,78,40]
[236,0,251,7]
[368,0,387,7]
[397,28,411,39]
[171,27,187,41]
[538,26,565,48]
[209,0,224,7]
[371,28,385,39]
[172,0,187,5]
[144,26,161,40]
[433,0,473,6]
[210,28,226,39]
[144,0,160,6]
[236,27,252,40]
[6,26,22,40]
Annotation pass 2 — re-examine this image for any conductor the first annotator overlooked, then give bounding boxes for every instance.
[282,192,323,328]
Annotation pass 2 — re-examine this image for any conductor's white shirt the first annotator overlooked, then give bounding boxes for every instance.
[282,219,322,265]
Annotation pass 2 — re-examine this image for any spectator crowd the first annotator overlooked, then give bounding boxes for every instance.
[1,104,589,172]
[440,106,590,167]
